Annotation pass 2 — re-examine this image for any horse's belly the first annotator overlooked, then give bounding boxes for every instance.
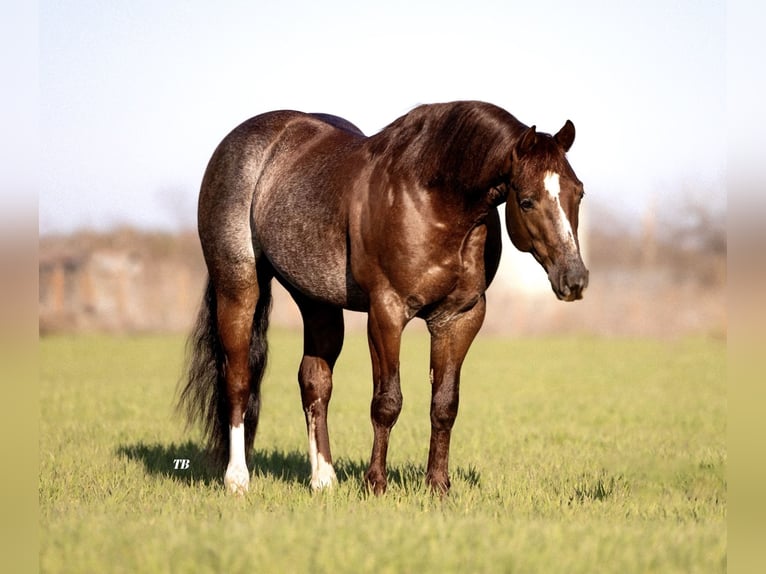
[275,250,368,310]
[255,222,368,311]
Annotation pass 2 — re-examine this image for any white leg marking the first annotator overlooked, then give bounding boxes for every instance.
[224,422,250,495]
[307,403,337,491]
[543,171,577,248]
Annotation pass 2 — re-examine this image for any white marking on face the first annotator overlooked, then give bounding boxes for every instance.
[543,171,577,248]
[306,402,337,490]
[543,171,561,200]
[224,422,249,494]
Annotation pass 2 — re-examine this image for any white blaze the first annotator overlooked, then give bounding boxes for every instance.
[543,171,577,248]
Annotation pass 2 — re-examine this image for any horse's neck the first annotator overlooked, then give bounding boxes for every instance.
[366,102,528,197]
[431,110,524,193]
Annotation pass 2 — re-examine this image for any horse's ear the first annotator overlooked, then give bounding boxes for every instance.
[514,125,537,158]
[554,120,575,152]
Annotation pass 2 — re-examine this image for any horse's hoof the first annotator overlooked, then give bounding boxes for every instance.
[364,471,387,495]
[311,465,337,492]
[426,474,451,496]
[224,464,250,495]
[311,475,337,491]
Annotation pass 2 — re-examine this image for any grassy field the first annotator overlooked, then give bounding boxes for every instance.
[40,330,726,573]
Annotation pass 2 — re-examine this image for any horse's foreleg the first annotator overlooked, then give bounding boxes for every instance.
[297,301,344,491]
[364,296,406,495]
[426,296,486,494]
[217,283,258,495]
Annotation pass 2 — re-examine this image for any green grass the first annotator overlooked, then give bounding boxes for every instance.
[40,331,726,573]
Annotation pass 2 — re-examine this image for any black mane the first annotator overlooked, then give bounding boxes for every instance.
[367,101,529,192]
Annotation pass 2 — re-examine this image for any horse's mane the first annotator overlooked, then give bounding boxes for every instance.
[367,101,528,192]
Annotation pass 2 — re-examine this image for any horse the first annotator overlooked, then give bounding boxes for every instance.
[178,100,588,495]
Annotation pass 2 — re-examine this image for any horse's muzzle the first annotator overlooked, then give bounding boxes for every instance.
[549,262,589,302]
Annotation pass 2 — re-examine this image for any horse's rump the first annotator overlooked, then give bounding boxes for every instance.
[201,111,369,309]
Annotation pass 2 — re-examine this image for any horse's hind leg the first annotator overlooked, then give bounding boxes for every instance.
[295,297,344,490]
[194,127,277,494]
[204,240,270,494]
[214,268,260,494]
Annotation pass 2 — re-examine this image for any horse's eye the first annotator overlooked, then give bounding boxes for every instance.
[519,198,534,212]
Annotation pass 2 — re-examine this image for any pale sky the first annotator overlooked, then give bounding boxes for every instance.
[38,0,726,233]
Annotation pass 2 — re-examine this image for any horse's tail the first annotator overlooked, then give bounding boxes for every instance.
[177,274,272,469]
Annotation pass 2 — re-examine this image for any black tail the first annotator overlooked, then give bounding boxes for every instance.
[177,273,272,469]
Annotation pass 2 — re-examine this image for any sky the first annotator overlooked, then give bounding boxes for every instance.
[36,0,727,234]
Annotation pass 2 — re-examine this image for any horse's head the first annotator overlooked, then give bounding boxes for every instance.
[505,121,589,301]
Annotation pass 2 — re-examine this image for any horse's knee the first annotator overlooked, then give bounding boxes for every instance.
[430,395,459,431]
[371,386,403,428]
[430,372,460,431]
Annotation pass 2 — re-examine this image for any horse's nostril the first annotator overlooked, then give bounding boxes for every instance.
[569,268,588,291]
[561,271,587,300]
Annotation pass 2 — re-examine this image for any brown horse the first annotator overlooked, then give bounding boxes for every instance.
[178,101,588,495]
